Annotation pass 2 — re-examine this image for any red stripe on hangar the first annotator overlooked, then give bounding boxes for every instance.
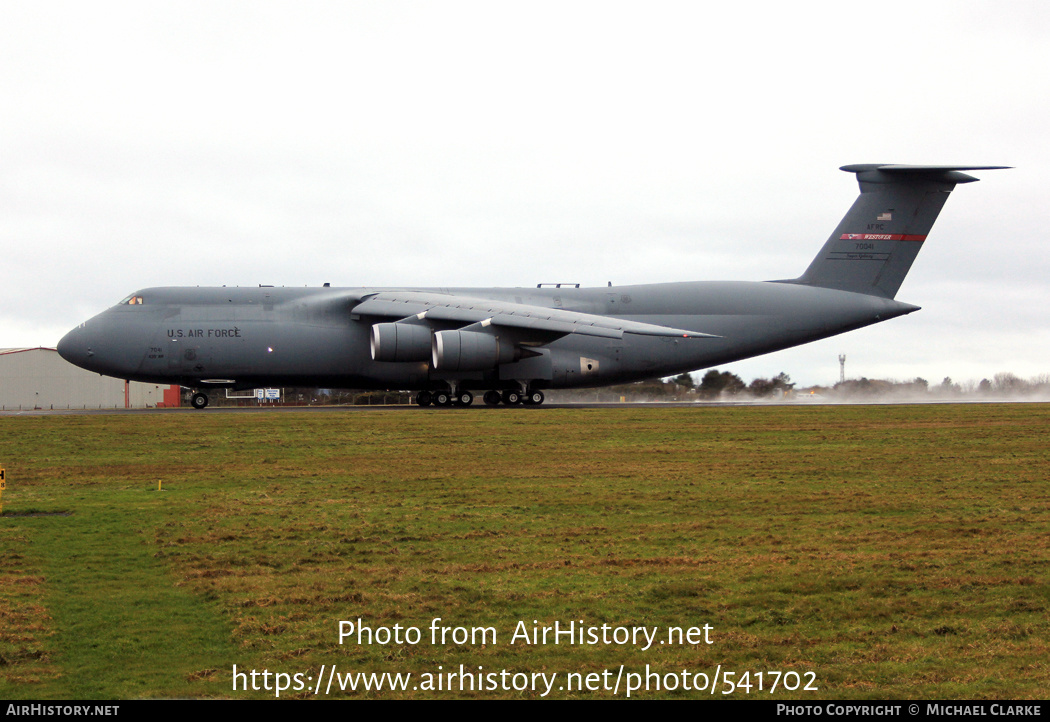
[840,234,927,241]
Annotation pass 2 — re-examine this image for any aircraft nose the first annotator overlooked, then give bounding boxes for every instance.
[57,325,95,370]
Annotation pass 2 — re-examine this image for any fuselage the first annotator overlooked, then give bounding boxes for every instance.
[56,164,1006,407]
[56,281,918,392]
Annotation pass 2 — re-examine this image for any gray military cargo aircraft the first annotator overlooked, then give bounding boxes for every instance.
[58,164,1006,409]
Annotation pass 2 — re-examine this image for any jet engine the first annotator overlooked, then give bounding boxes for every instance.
[432,330,519,371]
[370,323,432,362]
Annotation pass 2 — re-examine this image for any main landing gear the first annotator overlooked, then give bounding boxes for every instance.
[483,390,502,406]
[497,388,545,406]
[417,387,544,408]
[523,389,545,405]
[415,390,475,407]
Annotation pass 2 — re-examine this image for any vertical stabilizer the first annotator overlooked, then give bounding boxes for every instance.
[792,164,1007,298]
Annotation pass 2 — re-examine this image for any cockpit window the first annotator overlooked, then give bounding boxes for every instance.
[119,295,145,305]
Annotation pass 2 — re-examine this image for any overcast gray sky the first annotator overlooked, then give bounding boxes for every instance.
[2,1,1047,387]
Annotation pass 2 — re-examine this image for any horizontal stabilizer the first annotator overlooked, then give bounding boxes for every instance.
[840,164,1011,184]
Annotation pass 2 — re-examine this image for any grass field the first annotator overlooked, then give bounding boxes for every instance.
[0,403,1047,699]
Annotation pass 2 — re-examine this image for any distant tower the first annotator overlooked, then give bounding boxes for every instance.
[839,354,846,384]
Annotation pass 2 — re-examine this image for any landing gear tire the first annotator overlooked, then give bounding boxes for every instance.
[416,391,433,407]
[523,390,545,406]
[458,391,474,407]
[483,390,502,407]
[502,390,521,405]
[191,392,209,410]
[434,391,452,407]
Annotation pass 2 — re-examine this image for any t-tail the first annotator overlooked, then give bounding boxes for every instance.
[791,164,1009,299]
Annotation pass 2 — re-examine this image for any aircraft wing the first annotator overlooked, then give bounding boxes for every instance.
[351,291,717,340]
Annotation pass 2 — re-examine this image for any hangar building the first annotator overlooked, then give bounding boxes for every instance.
[0,348,180,410]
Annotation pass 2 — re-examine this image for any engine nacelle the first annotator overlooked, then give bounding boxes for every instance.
[370,323,432,362]
[432,330,518,371]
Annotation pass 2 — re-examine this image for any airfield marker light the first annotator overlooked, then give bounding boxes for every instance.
[0,466,6,514]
